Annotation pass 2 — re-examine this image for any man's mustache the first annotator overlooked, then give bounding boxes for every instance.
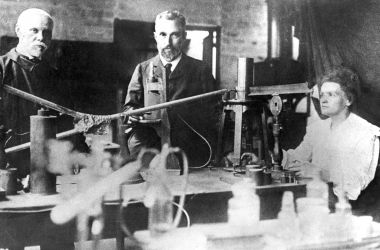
[33,43,48,50]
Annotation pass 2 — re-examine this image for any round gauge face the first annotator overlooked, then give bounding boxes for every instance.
[269,94,282,116]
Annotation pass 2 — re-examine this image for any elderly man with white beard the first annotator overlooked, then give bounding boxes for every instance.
[0,8,78,179]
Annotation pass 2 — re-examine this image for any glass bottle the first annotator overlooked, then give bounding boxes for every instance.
[277,191,300,245]
[145,178,174,237]
[333,194,353,241]
[228,178,260,226]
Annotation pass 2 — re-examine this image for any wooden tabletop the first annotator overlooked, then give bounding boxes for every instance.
[0,168,305,212]
[0,168,231,211]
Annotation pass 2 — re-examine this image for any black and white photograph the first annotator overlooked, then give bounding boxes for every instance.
[0,0,379,249]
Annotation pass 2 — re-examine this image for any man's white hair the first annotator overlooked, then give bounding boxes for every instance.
[16,8,53,28]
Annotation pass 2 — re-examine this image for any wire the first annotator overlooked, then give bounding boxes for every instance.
[118,199,191,240]
[172,201,190,228]
[13,132,30,136]
[118,199,139,243]
[4,136,12,148]
[4,131,30,147]
[178,114,212,169]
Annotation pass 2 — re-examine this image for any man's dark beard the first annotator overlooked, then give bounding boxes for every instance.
[161,47,181,62]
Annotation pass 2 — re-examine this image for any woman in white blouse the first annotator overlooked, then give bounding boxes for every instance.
[283,67,380,201]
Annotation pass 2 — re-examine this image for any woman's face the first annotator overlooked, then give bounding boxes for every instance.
[320,81,351,117]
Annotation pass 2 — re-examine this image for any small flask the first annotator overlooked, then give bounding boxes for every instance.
[278,191,297,220]
[277,191,300,244]
[333,194,353,241]
[228,178,260,226]
[145,178,174,237]
[335,193,352,215]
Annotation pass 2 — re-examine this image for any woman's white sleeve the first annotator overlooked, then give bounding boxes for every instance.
[283,125,314,168]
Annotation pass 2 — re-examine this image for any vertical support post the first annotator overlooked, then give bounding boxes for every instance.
[230,58,255,166]
[215,108,227,164]
[261,107,271,168]
[232,105,244,166]
[267,0,273,60]
[272,116,282,170]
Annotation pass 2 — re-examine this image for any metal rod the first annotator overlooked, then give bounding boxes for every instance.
[112,88,228,119]
[3,85,82,118]
[4,84,227,120]
[249,82,311,96]
[5,129,80,154]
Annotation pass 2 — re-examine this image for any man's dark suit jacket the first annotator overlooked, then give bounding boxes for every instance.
[124,54,219,166]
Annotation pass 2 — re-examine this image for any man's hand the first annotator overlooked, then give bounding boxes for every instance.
[127,113,160,126]
[125,115,145,135]
[127,115,145,125]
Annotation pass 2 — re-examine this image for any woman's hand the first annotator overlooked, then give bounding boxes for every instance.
[287,161,321,178]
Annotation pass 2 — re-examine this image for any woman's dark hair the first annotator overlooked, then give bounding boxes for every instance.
[321,66,360,107]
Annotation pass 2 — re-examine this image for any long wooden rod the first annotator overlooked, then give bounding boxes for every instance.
[3,85,82,118]
[4,84,227,120]
[117,88,227,119]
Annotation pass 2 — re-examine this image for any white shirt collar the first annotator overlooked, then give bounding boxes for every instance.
[159,53,182,72]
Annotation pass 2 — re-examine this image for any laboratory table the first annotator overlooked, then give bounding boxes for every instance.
[0,168,306,249]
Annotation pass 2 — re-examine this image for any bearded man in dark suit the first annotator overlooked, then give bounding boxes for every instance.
[123,10,218,166]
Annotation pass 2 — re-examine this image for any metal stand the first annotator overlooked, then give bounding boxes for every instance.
[269,94,283,171]
[215,57,311,173]
[216,98,265,168]
[216,58,266,168]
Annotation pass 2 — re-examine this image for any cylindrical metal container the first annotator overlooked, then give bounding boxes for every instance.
[237,58,254,100]
[246,164,263,186]
[280,170,297,184]
[0,168,17,195]
[30,110,57,194]
[262,168,272,185]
